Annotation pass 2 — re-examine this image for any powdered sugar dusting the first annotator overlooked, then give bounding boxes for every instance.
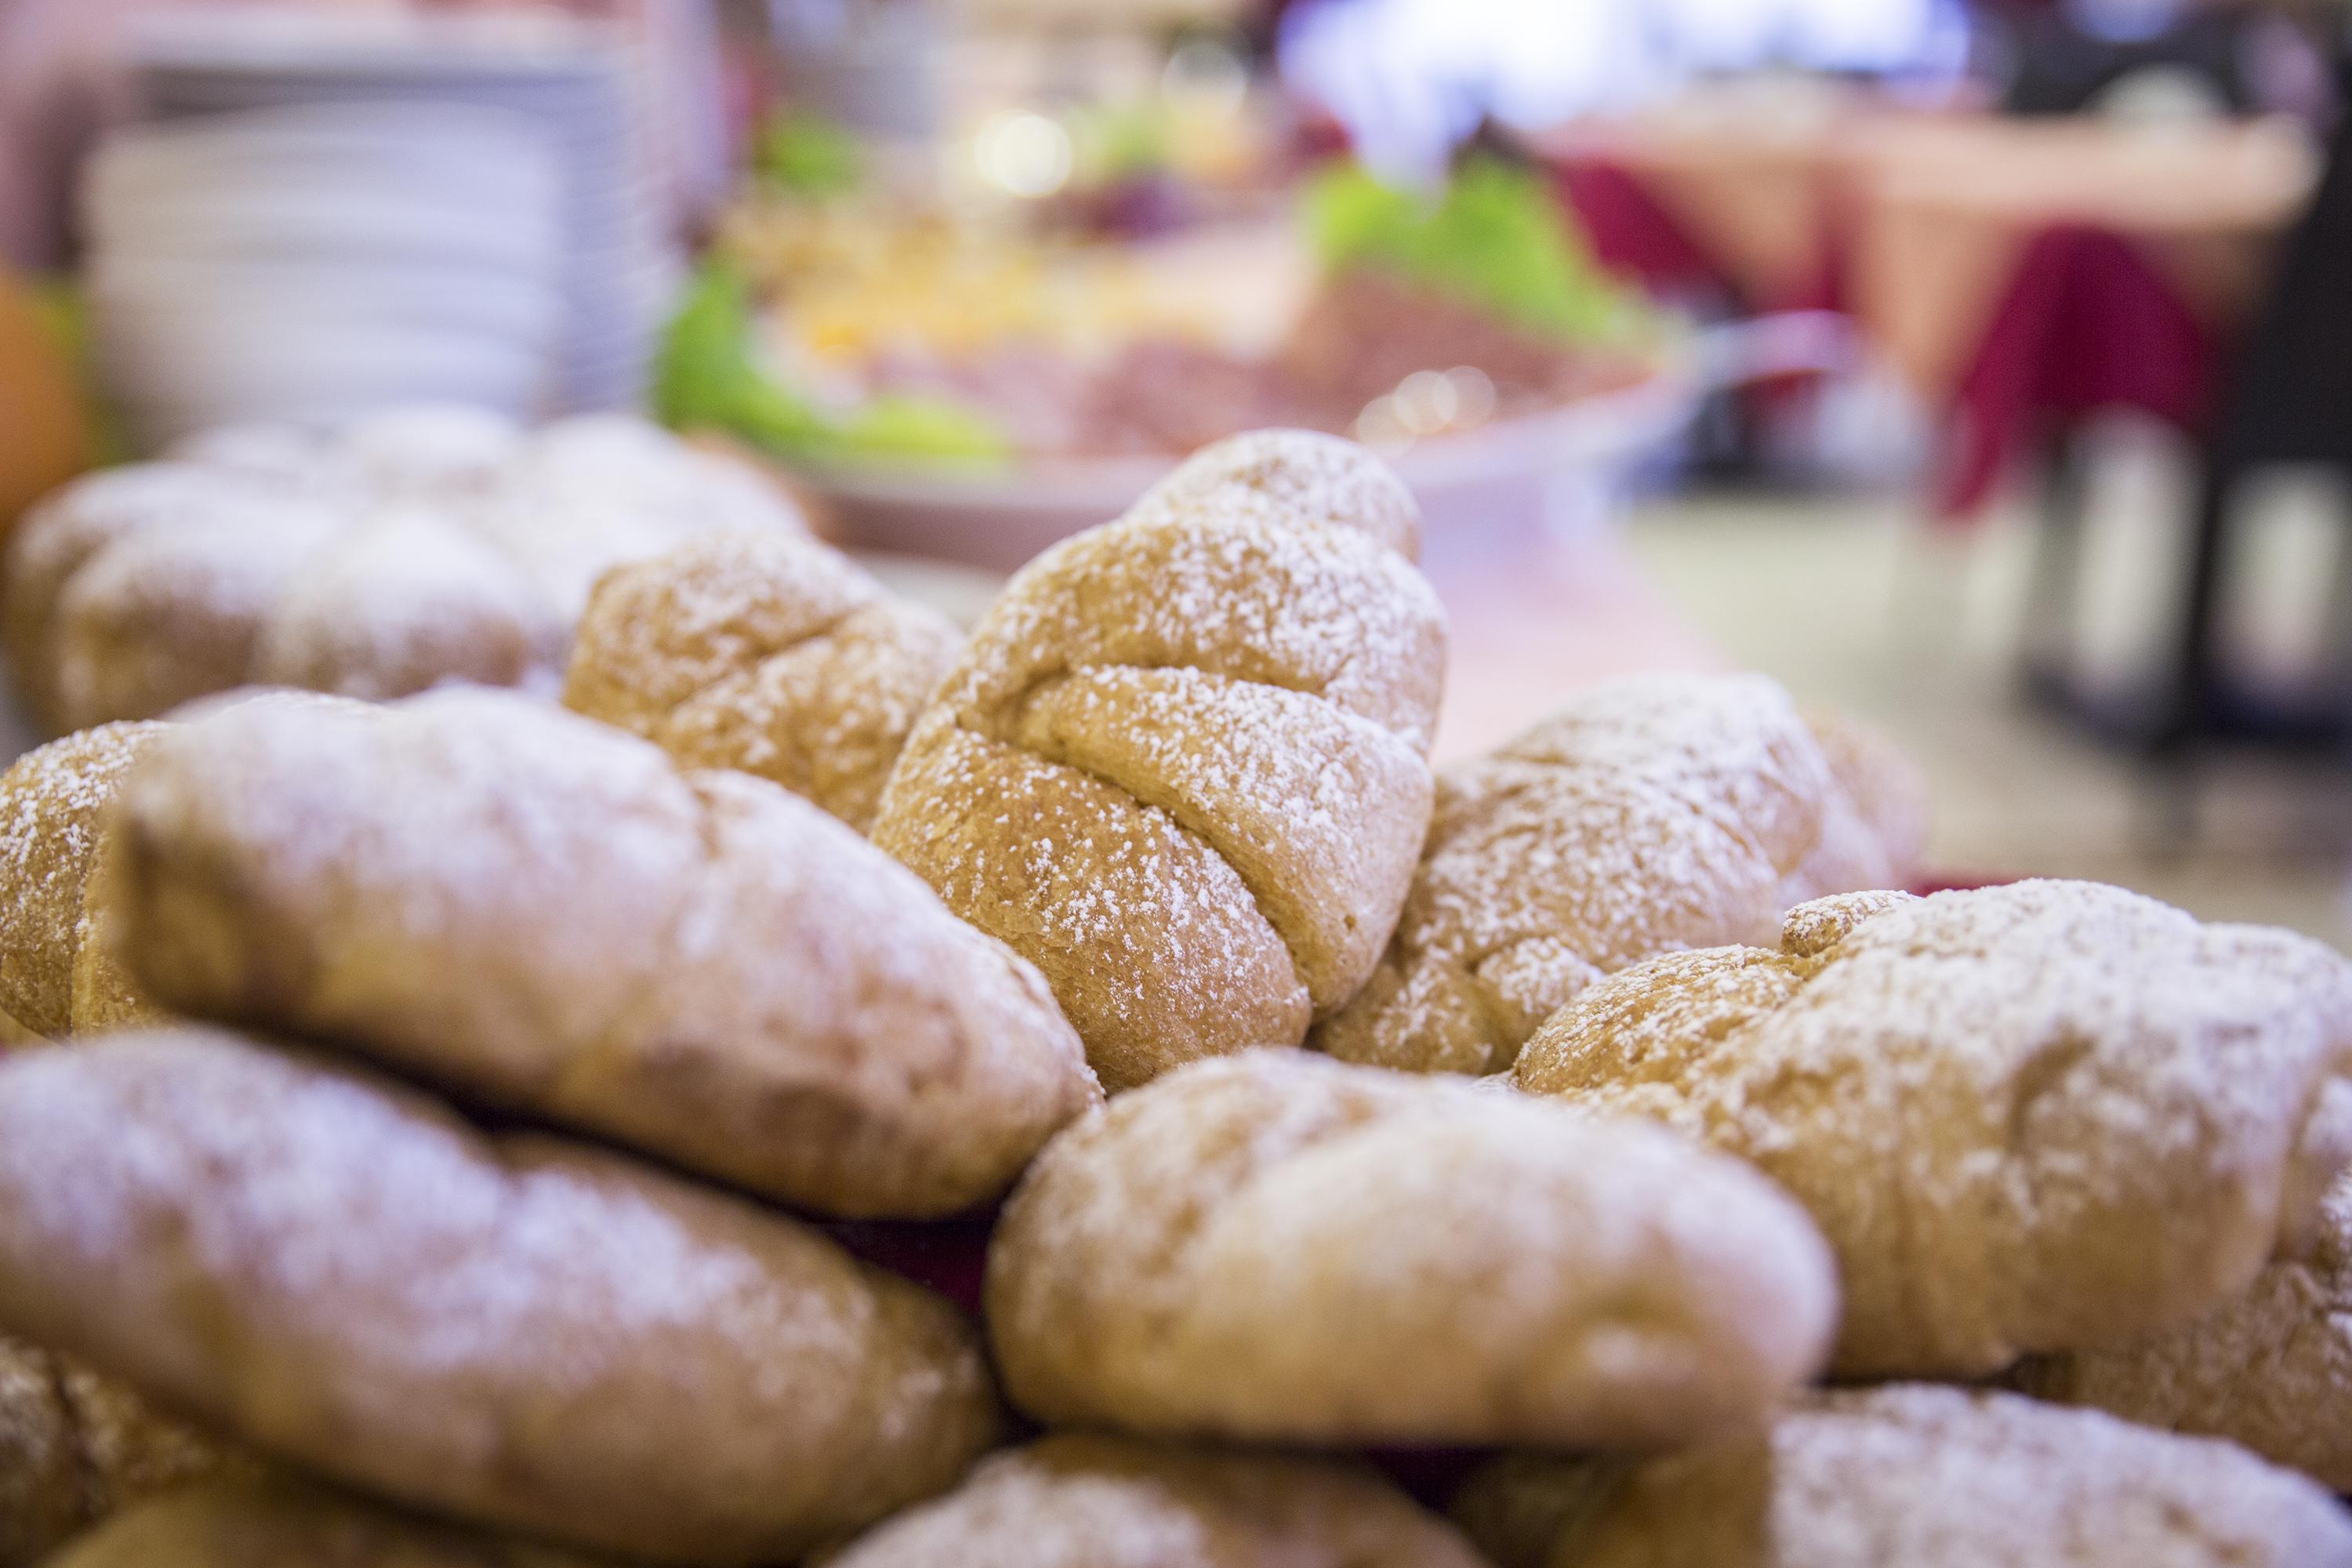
[564,530,960,833]
[0,721,170,1037]
[0,1029,999,1561]
[2013,1168,2352,1490]
[9,410,808,730]
[1314,673,1921,1076]
[873,434,1446,1087]
[1125,428,1424,561]
[117,686,1095,1218]
[1515,879,2352,1377]
[829,1435,1485,1568]
[1478,1385,2352,1567]
[987,1051,1835,1446]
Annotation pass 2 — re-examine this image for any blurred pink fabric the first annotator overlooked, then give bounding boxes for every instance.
[0,0,728,270]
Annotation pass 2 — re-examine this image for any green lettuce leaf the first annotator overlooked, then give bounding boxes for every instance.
[1305,156,1632,343]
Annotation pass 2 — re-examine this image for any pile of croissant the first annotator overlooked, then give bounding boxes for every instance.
[1,429,2348,1568]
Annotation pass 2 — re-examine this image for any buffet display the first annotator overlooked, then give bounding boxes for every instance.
[677,154,1666,470]
[0,430,2347,1567]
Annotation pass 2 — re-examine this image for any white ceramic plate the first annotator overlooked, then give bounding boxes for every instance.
[801,362,1701,572]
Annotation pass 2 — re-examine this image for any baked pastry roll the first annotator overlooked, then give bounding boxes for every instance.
[2,465,310,732]
[986,1051,1835,1448]
[246,512,561,702]
[45,499,348,732]
[1515,880,2352,1377]
[107,688,1096,1218]
[47,1477,599,1568]
[0,720,170,1039]
[1453,1385,2352,1568]
[1316,673,1925,1076]
[5,414,806,732]
[873,431,1446,1089]
[0,1028,1001,1564]
[0,1334,239,1568]
[824,1435,1483,1568]
[1123,427,1424,559]
[564,531,960,833]
[2012,1167,2352,1492]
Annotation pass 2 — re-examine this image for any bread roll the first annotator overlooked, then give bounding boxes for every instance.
[248,512,561,701]
[2011,1167,2352,1492]
[873,433,1446,1089]
[0,1334,241,1568]
[0,1336,83,1568]
[20,478,344,731]
[1452,1385,2352,1568]
[7,416,806,733]
[0,1027,1002,1564]
[564,531,960,832]
[2,466,302,731]
[1315,674,1926,1076]
[1514,881,2352,1377]
[824,1435,1484,1568]
[108,688,1096,1219]
[986,1050,1835,1447]
[45,1477,599,1568]
[1123,428,1423,560]
[0,721,170,1039]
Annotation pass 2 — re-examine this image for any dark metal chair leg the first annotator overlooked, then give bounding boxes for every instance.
[2143,459,2235,854]
[2021,429,2092,702]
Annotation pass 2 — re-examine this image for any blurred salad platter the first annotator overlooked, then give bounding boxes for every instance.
[658,120,1692,564]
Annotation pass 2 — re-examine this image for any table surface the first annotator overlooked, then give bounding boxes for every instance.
[1544,98,2321,404]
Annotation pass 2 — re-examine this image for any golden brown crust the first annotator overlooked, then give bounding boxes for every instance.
[1514,880,2352,1377]
[6,419,806,732]
[46,1477,607,1568]
[986,1051,1836,1448]
[563,531,960,833]
[2013,1170,2352,1492]
[0,1334,241,1568]
[1313,675,1926,1077]
[1798,704,1930,884]
[0,1027,1002,1565]
[0,1334,82,1568]
[824,1435,1485,1568]
[0,721,171,1039]
[109,688,1098,1219]
[873,433,1446,1090]
[49,508,349,731]
[246,515,561,702]
[1453,1385,2352,1568]
[1123,428,1424,561]
[2,466,288,732]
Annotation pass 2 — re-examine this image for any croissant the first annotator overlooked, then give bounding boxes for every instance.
[1515,881,2352,1377]
[0,1028,1001,1564]
[1316,673,1926,1076]
[873,430,1446,1089]
[2012,1167,2352,1493]
[986,1051,1836,1448]
[1452,1385,2352,1568]
[564,530,960,833]
[108,688,1098,1218]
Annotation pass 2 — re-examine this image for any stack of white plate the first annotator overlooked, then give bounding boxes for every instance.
[84,101,566,451]
[116,10,677,430]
